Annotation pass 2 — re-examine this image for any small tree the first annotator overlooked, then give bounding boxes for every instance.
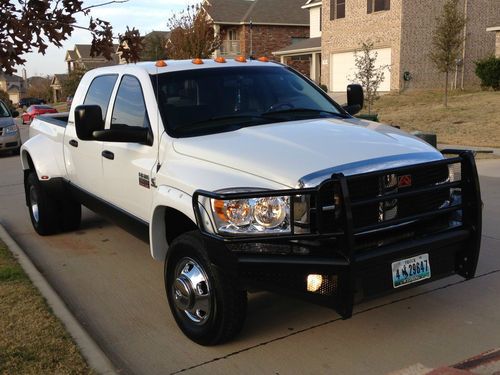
[141,32,169,61]
[166,4,221,59]
[27,78,52,103]
[351,41,390,115]
[429,0,466,107]
[62,68,88,98]
[0,90,15,111]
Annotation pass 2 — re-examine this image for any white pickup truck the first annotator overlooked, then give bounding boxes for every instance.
[21,59,482,345]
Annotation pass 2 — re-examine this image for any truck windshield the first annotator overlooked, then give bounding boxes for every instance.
[151,66,346,137]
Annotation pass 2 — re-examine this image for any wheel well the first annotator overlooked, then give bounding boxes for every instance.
[165,207,197,245]
[23,153,36,206]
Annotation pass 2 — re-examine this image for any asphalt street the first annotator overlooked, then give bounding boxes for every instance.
[0,123,499,374]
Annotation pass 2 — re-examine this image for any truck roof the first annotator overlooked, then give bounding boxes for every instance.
[90,58,283,76]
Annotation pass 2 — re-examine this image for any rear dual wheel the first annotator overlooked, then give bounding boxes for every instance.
[26,171,81,235]
[165,231,247,345]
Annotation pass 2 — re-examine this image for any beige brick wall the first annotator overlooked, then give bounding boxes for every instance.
[321,0,403,91]
[321,0,496,91]
[401,0,496,90]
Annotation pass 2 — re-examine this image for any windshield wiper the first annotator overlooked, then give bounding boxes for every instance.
[262,108,349,118]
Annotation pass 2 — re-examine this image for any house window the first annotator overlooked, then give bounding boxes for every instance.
[330,0,345,20]
[367,0,390,13]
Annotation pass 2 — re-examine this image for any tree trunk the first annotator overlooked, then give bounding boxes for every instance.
[444,70,449,108]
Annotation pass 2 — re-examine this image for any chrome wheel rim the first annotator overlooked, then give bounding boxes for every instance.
[172,257,212,325]
[29,185,39,223]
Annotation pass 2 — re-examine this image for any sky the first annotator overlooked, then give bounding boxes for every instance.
[16,0,188,77]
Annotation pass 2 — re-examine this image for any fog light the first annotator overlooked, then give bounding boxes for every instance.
[307,274,323,292]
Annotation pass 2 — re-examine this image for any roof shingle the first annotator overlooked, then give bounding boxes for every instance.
[206,0,309,25]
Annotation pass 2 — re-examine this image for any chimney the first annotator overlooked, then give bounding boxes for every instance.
[22,68,27,81]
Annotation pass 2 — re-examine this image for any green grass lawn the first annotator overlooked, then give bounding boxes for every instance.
[365,90,500,148]
[0,241,92,374]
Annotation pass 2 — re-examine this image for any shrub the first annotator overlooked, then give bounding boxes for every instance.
[475,56,500,91]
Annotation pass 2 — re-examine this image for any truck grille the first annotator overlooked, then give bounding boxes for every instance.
[347,164,450,229]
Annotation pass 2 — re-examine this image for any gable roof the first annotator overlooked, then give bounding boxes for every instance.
[74,44,120,63]
[302,0,322,8]
[205,0,309,25]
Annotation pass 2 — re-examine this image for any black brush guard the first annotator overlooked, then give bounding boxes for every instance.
[192,150,482,318]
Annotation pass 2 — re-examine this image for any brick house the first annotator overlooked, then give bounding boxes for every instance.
[205,0,310,68]
[321,0,497,92]
[273,0,323,82]
[65,44,119,73]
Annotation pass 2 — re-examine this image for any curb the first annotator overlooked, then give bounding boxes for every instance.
[0,224,117,375]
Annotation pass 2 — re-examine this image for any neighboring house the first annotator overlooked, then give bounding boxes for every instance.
[50,74,67,103]
[273,0,322,82]
[0,72,27,105]
[486,0,500,57]
[321,0,497,92]
[117,31,172,64]
[65,44,120,73]
[205,0,310,69]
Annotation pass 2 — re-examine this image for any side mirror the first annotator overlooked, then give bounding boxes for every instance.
[11,110,19,118]
[74,105,104,140]
[343,84,364,115]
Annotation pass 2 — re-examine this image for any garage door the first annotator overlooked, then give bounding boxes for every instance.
[330,48,391,92]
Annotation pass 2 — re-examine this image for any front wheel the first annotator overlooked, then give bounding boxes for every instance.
[165,231,247,345]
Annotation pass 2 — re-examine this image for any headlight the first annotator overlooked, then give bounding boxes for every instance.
[211,193,291,235]
[4,124,18,134]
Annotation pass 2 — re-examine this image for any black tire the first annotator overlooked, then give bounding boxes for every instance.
[165,231,247,345]
[26,172,60,235]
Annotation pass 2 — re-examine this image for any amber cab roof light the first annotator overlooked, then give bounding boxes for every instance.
[234,56,247,63]
[214,56,227,63]
[258,56,269,62]
[155,60,167,67]
[192,58,204,65]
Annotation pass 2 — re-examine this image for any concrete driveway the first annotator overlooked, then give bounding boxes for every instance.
[1,123,499,374]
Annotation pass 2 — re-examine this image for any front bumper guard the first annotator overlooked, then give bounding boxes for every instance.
[192,150,482,318]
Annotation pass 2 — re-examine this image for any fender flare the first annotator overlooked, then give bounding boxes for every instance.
[149,186,197,261]
[20,135,66,180]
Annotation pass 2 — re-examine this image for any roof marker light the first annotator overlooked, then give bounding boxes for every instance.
[155,60,167,67]
[258,56,269,62]
[234,56,247,63]
[214,56,227,63]
[192,58,204,65]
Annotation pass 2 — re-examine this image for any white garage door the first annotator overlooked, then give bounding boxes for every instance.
[330,48,392,92]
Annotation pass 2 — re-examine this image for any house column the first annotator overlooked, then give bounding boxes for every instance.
[213,24,220,58]
[280,55,285,64]
[310,53,317,81]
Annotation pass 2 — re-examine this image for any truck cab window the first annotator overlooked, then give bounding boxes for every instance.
[111,75,150,130]
[83,74,118,122]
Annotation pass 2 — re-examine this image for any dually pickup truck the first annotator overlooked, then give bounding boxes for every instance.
[21,59,482,345]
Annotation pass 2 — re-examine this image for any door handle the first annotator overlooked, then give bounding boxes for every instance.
[102,150,114,160]
[69,139,78,148]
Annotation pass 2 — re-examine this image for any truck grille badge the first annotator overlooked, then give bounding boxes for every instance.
[379,173,398,222]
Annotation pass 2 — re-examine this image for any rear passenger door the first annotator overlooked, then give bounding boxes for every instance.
[101,75,157,222]
[65,74,118,197]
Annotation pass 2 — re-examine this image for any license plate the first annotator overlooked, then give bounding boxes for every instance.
[392,254,431,288]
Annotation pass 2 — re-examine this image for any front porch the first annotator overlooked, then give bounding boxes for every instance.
[273,37,321,83]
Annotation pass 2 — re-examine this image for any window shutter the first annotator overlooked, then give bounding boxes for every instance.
[330,0,335,20]
[367,0,373,13]
[385,0,390,10]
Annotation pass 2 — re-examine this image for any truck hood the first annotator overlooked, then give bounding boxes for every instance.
[172,118,443,188]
